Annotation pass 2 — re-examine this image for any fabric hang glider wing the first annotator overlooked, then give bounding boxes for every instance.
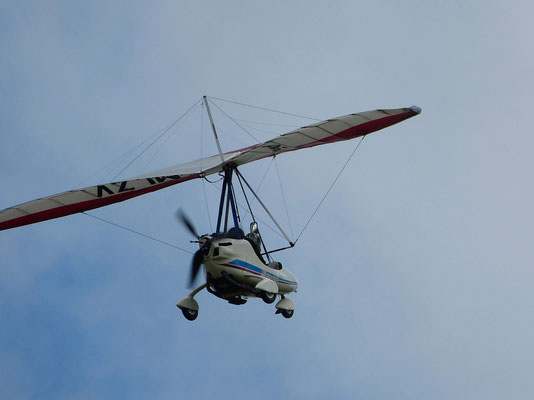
[0,105,421,231]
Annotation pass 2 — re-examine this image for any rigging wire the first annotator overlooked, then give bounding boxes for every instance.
[139,103,202,175]
[200,103,214,232]
[78,140,148,188]
[295,135,366,244]
[204,177,287,241]
[82,212,193,254]
[233,118,300,128]
[239,156,275,220]
[208,96,321,121]
[230,174,242,223]
[77,99,203,188]
[274,157,294,240]
[211,124,251,147]
[111,98,203,181]
[207,98,261,144]
[234,122,294,138]
[235,171,257,226]
[235,168,293,245]
[235,170,272,262]
[79,96,360,256]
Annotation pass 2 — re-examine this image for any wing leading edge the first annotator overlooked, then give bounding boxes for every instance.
[0,105,420,231]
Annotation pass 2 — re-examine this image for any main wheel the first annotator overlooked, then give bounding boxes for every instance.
[181,308,198,321]
[281,309,294,319]
[261,291,276,304]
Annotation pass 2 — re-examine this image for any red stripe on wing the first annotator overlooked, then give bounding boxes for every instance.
[0,174,198,231]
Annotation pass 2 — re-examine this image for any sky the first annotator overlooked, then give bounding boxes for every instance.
[1,1,534,399]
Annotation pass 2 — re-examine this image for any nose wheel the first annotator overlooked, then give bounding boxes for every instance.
[281,309,294,319]
[177,283,206,322]
[181,308,198,321]
[275,308,294,318]
[275,296,295,319]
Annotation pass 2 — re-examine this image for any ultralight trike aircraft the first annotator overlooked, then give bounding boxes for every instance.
[0,97,420,321]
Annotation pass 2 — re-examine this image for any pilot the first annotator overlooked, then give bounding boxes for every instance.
[226,226,245,239]
[245,222,260,248]
[227,226,244,239]
[245,222,265,263]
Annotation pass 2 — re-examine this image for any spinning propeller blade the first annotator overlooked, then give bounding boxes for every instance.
[189,249,204,288]
[176,209,209,288]
[176,209,199,239]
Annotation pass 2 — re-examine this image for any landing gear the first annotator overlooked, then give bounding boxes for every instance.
[260,291,277,304]
[275,296,295,319]
[281,309,294,319]
[177,283,206,322]
[181,308,198,321]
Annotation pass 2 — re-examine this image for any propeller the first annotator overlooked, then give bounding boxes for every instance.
[176,209,200,239]
[176,209,210,288]
[189,248,205,288]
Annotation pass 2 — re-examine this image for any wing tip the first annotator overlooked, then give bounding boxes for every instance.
[409,105,422,115]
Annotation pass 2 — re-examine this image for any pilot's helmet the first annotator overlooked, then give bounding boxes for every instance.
[227,226,244,239]
[250,221,259,235]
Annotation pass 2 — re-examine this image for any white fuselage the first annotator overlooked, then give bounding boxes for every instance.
[203,237,298,296]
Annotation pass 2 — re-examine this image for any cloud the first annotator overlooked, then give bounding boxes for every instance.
[2,1,534,399]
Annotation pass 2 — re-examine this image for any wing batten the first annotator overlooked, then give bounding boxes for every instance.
[226,107,420,166]
[0,105,420,231]
[0,174,198,231]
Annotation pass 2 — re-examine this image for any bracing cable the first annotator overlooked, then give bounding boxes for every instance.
[240,156,275,220]
[205,177,286,241]
[83,212,193,254]
[236,170,272,262]
[200,103,213,232]
[111,98,203,181]
[79,141,147,188]
[274,157,294,240]
[295,136,366,244]
[79,96,359,256]
[208,96,321,121]
[235,169,293,245]
[139,104,202,175]
[207,98,261,144]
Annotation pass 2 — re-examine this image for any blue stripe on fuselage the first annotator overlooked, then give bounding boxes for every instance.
[227,259,262,275]
[226,259,297,285]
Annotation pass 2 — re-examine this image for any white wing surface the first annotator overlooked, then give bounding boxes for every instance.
[0,106,420,231]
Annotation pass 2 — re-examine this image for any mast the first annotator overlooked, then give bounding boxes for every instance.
[203,96,240,234]
[203,96,225,165]
[215,166,241,235]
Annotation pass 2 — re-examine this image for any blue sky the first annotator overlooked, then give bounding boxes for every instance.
[2,1,534,399]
